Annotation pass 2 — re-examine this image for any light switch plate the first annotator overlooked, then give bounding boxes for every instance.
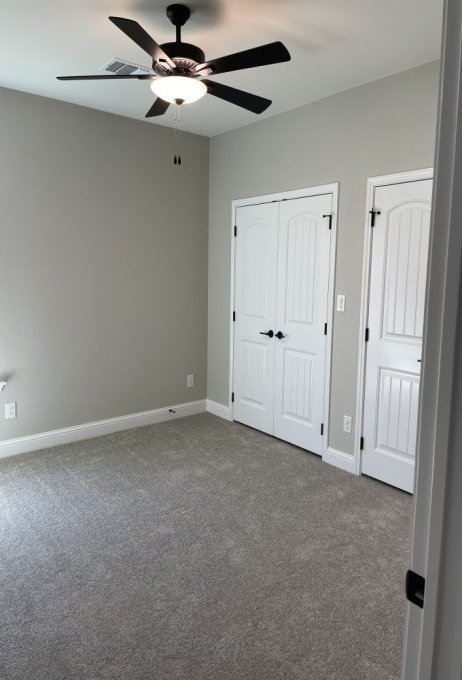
[337,295,346,312]
[187,374,194,388]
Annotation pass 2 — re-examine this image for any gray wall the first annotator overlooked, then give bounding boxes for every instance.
[207,61,439,454]
[0,88,209,440]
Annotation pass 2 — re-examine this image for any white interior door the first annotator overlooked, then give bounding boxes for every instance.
[273,195,333,454]
[233,203,279,434]
[362,179,432,492]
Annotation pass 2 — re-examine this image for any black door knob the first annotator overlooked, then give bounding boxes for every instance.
[275,331,285,339]
[259,330,274,338]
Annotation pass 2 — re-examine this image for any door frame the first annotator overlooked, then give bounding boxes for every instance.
[404,1,462,673]
[229,182,339,458]
[354,168,434,476]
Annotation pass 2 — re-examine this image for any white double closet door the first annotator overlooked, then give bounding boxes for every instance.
[233,193,333,455]
[362,178,432,492]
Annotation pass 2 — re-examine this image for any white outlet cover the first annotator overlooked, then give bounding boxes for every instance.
[5,402,16,419]
[343,415,352,434]
[187,374,194,388]
[337,294,346,312]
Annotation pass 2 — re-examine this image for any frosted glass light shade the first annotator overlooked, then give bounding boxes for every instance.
[150,76,207,104]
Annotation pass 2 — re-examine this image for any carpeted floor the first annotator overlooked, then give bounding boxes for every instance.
[0,413,412,680]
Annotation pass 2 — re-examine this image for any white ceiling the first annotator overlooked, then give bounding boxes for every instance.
[0,0,443,137]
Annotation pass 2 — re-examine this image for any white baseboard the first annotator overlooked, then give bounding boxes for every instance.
[323,446,357,475]
[0,399,207,460]
[206,400,233,421]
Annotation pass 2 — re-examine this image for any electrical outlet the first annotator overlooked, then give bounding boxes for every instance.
[343,415,352,434]
[5,402,16,420]
[337,294,346,312]
[187,374,194,388]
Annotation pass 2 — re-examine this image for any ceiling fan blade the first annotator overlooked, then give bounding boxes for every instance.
[57,74,155,81]
[145,98,170,118]
[109,17,176,69]
[195,41,290,75]
[202,80,271,114]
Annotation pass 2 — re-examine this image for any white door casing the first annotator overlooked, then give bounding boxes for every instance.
[273,195,333,453]
[403,4,462,674]
[233,202,279,434]
[362,179,432,492]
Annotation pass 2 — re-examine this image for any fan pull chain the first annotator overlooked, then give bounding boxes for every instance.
[173,104,182,166]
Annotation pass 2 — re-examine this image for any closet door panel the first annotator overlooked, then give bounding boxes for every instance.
[362,179,432,492]
[233,203,279,434]
[273,195,332,454]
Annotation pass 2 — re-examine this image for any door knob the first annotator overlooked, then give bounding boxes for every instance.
[260,330,274,338]
[275,331,285,339]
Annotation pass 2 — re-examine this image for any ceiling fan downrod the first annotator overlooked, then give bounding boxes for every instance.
[159,4,205,69]
[166,4,191,43]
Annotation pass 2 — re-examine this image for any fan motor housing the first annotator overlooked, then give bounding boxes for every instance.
[160,41,205,66]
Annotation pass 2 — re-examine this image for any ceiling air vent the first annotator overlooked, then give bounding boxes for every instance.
[100,58,154,76]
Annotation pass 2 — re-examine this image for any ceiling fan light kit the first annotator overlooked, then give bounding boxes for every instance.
[150,76,207,104]
[57,3,291,118]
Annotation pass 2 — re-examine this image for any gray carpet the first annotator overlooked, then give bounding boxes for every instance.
[0,413,412,680]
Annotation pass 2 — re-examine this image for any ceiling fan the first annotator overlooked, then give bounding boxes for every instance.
[57,3,291,119]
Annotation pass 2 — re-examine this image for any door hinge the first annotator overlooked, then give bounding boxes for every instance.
[321,423,324,436]
[406,569,425,609]
[234,225,237,237]
[323,213,333,230]
[233,311,236,322]
[231,392,235,403]
[369,209,381,227]
[360,436,364,451]
[365,327,370,342]
[324,323,328,335]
